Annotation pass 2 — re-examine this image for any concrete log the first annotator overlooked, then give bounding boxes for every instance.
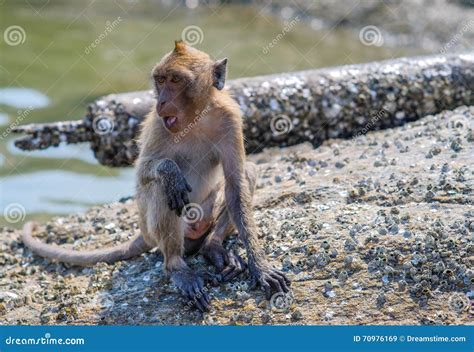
[13,53,474,166]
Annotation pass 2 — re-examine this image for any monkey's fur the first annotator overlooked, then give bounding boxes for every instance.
[22,41,290,311]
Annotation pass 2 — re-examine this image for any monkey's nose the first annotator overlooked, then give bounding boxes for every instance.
[157,101,167,114]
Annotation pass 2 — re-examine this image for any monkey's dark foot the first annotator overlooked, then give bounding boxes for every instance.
[200,241,246,282]
[249,262,291,300]
[170,269,217,312]
[221,250,246,282]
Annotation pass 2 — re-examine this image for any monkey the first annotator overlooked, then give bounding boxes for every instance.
[22,40,290,311]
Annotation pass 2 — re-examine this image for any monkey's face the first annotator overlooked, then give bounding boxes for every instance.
[151,41,228,134]
[153,65,196,133]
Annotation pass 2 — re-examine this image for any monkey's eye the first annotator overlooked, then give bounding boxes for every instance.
[170,74,181,83]
[156,76,166,85]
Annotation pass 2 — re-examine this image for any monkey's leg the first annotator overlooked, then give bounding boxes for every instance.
[200,162,258,281]
[141,181,214,312]
[162,217,216,312]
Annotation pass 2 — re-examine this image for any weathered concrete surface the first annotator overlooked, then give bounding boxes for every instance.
[13,53,474,166]
[1,106,473,325]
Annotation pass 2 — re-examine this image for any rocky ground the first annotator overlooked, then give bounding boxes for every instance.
[0,105,473,325]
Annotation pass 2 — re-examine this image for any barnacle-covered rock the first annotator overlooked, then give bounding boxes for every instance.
[13,53,474,166]
[2,103,473,325]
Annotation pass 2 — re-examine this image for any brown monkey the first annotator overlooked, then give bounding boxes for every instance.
[22,41,290,311]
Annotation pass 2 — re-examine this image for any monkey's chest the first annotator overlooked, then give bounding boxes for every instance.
[174,148,220,172]
[174,152,222,202]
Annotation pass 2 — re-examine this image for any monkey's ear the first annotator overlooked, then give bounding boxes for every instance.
[174,40,187,53]
[213,58,228,90]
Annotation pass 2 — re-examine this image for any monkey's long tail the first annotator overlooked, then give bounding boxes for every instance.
[22,221,152,266]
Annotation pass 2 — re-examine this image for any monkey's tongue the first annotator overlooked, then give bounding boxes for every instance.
[165,116,177,128]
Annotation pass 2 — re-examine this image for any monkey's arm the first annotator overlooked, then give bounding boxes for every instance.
[136,157,192,215]
[219,121,290,298]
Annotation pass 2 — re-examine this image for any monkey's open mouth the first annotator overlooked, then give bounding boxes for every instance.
[164,116,178,129]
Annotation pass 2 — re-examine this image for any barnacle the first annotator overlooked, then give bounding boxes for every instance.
[337,270,349,283]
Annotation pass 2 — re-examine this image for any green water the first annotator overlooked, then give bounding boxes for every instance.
[0,0,421,227]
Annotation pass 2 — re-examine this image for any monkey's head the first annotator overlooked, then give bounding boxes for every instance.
[151,40,228,133]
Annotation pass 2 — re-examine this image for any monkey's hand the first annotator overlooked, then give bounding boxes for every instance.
[249,259,291,300]
[170,269,218,312]
[156,159,192,216]
[201,240,246,282]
